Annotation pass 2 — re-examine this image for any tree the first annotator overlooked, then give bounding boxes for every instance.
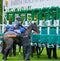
[0,0,2,24]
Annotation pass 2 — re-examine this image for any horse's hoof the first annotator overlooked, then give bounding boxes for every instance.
[27,60,30,61]
[24,58,27,61]
[4,60,6,61]
[4,58,7,60]
[2,57,7,60]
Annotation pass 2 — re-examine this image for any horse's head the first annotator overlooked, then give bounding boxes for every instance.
[28,23,40,33]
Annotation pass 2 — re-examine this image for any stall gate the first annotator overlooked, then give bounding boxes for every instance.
[31,20,60,48]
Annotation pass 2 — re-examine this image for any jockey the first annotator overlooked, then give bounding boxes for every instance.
[12,16,24,29]
[14,26,25,34]
[12,15,26,33]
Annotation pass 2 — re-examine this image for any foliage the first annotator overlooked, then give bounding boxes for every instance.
[0,0,2,24]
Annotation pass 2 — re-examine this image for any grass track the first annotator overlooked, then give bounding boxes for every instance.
[0,48,60,61]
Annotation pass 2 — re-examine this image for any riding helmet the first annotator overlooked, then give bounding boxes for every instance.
[16,16,20,21]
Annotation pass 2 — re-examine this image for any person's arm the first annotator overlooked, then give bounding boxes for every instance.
[19,23,26,29]
[19,23,23,27]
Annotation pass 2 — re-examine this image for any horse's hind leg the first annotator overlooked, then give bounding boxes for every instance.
[9,48,12,57]
[31,46,34,57]
[3,43,13,61]
[3,46,10,60]
[18,43,22,55]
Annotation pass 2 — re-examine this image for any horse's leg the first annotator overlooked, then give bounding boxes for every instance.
[36,43,44,58]
[31,43,36,57]
[46,47,52,58]
[36,43,40,58]
[46,44,50,56]
[18,41,22,55]
[18,44,21,55]
[3,46,11,61]
[3,38,13,61]
[23,45,31,61]
[16,34,22,55]
[9,48,12,57]
[13,42,16,56]
[53,45,57,59]
[31,46,34,57]
[38,47,44,55]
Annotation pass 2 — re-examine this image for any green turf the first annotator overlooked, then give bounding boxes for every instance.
[0,48,60,61]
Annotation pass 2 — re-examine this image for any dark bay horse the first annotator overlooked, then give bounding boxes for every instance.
[2,23,40,61]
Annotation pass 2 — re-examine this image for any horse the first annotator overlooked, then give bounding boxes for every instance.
[2,23,40,61]
[2,25,22,56]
